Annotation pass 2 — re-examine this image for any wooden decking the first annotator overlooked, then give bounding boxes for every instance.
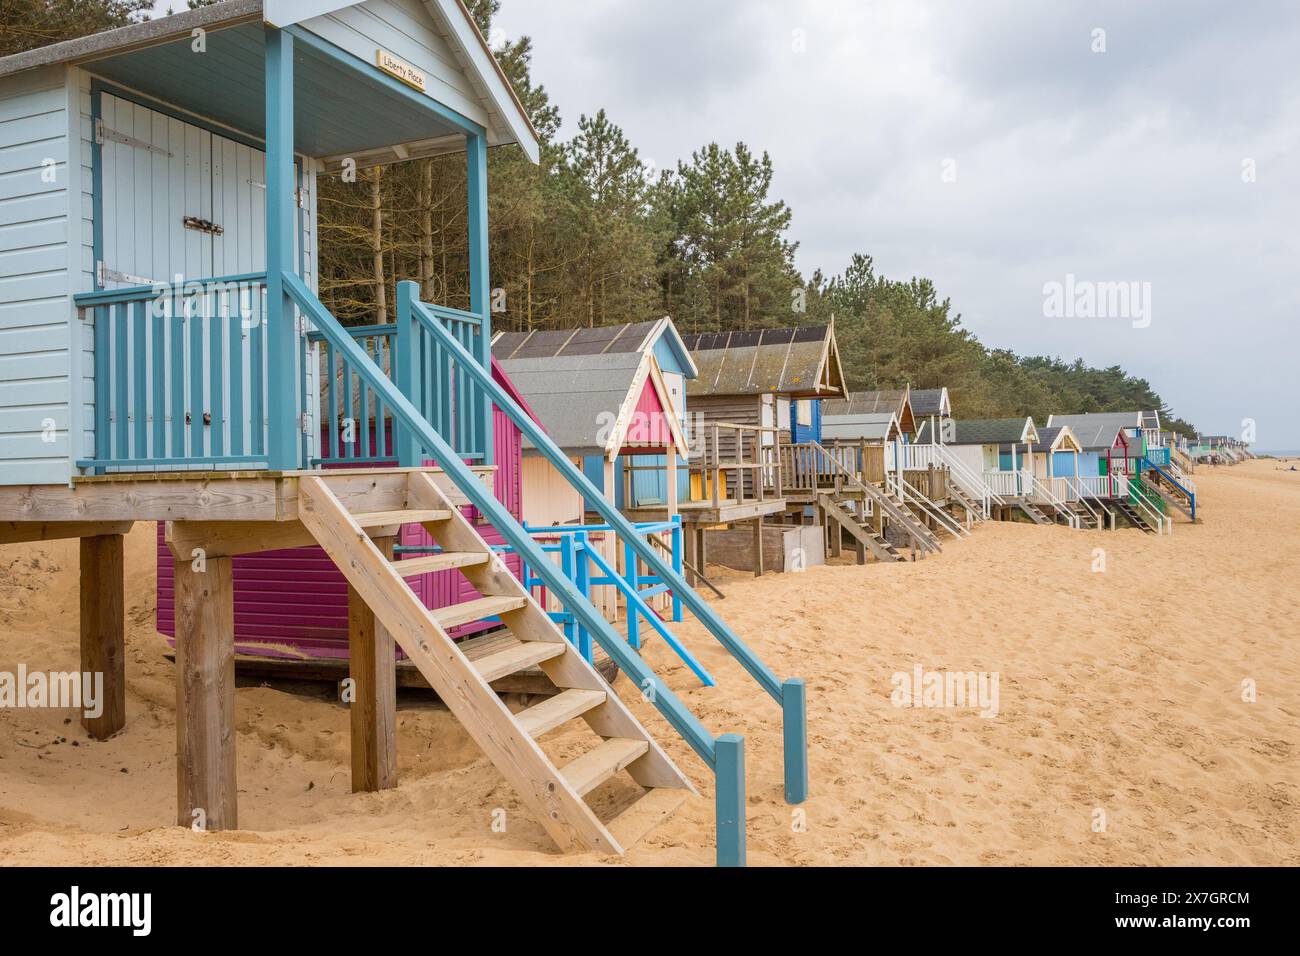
[625,496,787,525]
[0,465,495,526]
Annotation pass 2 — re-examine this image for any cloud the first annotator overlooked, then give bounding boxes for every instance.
[498,1,1300,443]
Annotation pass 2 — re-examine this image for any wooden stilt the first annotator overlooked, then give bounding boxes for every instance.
[80,534,125,740]
[174,554,237,830]
[752,517,764,577]
[348,535,398,792]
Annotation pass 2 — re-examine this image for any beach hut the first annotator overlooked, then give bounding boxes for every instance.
[492,334,691,527]
[491,319,697,513]
[0,2,788,857]
[1045,412,1170,530]
[909,387,953,444]
[671,325,844,574]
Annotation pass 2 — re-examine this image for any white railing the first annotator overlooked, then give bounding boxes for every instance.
[901,444,941,470]
[1077,474,1129,499]
[1024,472,1079,528]
[983,470,1021,498]
[893,473,968,538]
[1061,475,1102,527]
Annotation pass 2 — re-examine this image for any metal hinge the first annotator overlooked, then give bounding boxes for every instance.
[247,180,307,208]
[95,261,160,287]
[94,118,174,157]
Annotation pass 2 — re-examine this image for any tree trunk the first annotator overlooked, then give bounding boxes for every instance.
[370,167,386,323]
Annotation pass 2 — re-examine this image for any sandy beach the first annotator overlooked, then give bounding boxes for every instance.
[0,458,1296,866]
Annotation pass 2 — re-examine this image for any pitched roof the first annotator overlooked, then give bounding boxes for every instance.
[1030,425,1081,454]
[494,351,685,458]
[908,387,951,418]
[0,0,541,163]
[1047,412,1142,451]
[949,417,1037,445]
[822,389,915,434]
[683,325,844,398]
[491,318,696,377]
[822,411,900,443]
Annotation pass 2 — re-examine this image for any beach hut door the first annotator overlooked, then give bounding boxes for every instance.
[97,93,269,290]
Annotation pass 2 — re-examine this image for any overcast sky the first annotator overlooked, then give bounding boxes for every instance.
[486,0,1299,448]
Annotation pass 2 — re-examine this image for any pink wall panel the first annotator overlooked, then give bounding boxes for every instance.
[158,382,529,660]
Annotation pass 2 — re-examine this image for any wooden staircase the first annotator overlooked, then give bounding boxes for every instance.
[1018,502,1053,525]
[946,481,986,523]
[298,470,694,856]
[1063,501,1100,528]
[1113,499,1158,533]
[819,494,906,562]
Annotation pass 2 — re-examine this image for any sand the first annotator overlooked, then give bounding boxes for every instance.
[0,459,1296,866]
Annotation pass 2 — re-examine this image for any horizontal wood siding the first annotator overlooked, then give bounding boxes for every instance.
[0,67,74,484]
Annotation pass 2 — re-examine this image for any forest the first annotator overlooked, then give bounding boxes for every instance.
[3,0,1198,433]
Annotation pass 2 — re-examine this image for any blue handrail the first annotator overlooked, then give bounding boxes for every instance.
[285,273,749,864]
[1144,457,1196,520]
[404,286,807,806]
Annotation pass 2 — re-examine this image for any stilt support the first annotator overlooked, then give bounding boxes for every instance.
[80,533,125,740]
[348,536,398,792]
[174,554,237,831]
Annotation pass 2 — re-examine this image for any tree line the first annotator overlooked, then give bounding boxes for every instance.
[10,0,1197,434]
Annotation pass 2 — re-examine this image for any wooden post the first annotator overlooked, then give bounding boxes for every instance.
[80,534,125,740]
[174,553,237,830]
[752,517,764,577]
[348,535,398,793]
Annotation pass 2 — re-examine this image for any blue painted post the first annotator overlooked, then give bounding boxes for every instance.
[624,538,640,649]
[264,27,299,470]
[715,734,746,867]
[575,532,592,662]
[559,534,576,646]
[670,515,683,623]
[466,132,492,466]
[395,281,419,466]
[782,677,808,804]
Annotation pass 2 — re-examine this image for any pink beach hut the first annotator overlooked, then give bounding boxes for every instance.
[155,357,544,661]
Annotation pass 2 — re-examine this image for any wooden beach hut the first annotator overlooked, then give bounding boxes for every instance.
[491,318,697,514]
[0,2,810,863]
[672,325,845,574]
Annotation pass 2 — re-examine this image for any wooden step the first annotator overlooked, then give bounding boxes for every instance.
[393,551,490,577]
[432,594,528,630]
[353,508,452,529]
[562,738,649,796]
[472,639,567,682]
[606,787,689,849]
[516,688,607,738]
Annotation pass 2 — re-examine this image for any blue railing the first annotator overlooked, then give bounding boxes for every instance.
[74,272,273,471]
[312,323,399,466]
[397,517,715,686]
[1143,457,1196,520]
[289,273,794,864]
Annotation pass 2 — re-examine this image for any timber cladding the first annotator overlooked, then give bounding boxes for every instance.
[704,523,825,573]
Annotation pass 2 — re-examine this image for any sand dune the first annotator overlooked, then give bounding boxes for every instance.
[1,459,1296,865]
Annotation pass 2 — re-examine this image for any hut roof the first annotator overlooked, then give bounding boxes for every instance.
[495,351,686,459]
[949,417,1038,445]
[0,0,541,164]
[682,325,844,399]
[908,387,951,418]
[1030,425,1081,454]
[1047,412,1142,451]
[491,318,696,378]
